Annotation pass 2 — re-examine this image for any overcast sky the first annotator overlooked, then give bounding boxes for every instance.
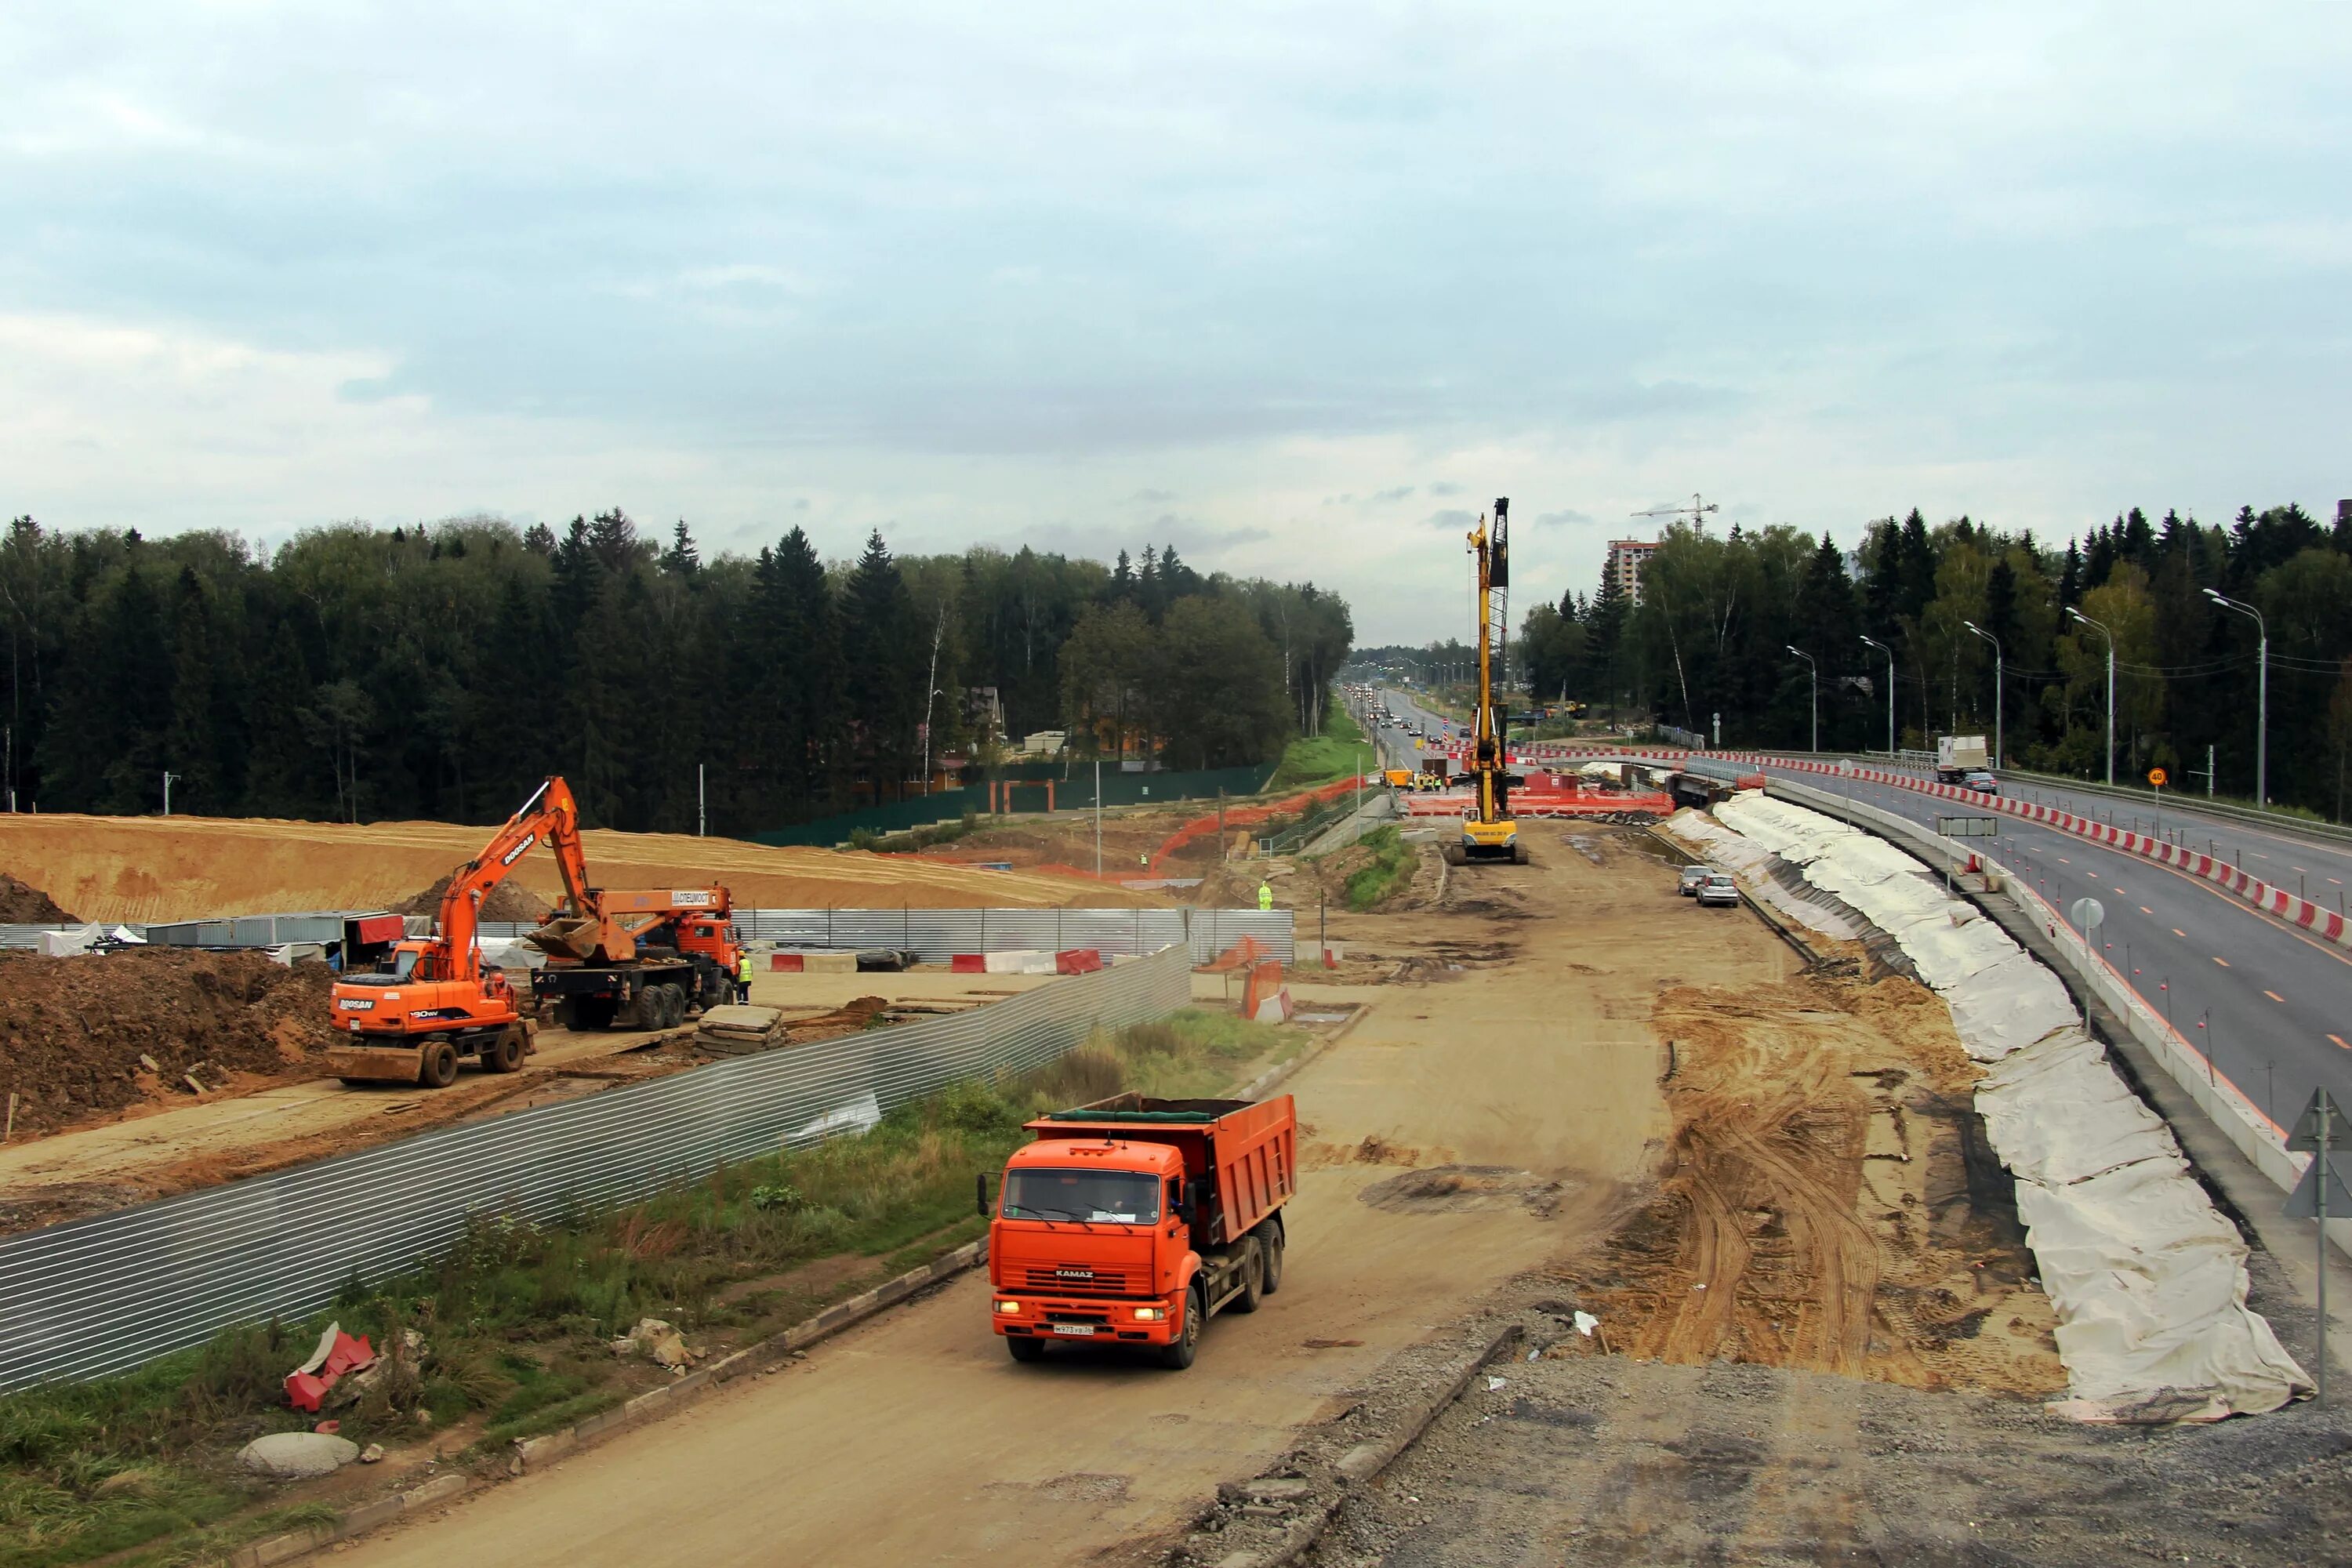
[5,3,2348,642]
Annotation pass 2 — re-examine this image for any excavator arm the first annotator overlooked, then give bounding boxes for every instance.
[437,776,590,981]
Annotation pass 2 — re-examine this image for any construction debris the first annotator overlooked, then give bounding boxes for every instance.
[0,870,75,923]
[610,1316,701,1370]
[697,1004,786,1056]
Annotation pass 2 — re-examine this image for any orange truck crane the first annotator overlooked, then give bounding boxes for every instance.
[983,1092,1296,1370]
[325,775,593,1087]
[527,884,742,1031]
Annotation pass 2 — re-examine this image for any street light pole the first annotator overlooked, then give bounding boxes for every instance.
[2205,588,2268,807]
[1859,636,1894,757]
[1963,619,2002,770]
[162,771,179,817]
[2067,608,2115,786]
[1785,646,1817,753]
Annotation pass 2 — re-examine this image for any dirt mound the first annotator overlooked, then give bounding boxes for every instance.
[0,948,337,1138]
[0,814,1155,924]
[0,870,75,922]
[395,874,551,924]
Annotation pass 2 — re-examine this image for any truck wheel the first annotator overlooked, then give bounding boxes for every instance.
[554,997,583,1032]
[485,1025,526,1073]
[419,1040,459,1089]
[665,985,689,1028]
[1230,1240,1265,1314]
[1159,1283,1204,1370]
[1261,1229,1284,1295]
[1006,1335,1044,1363]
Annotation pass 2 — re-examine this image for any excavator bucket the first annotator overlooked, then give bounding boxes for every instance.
[527,913,604,960]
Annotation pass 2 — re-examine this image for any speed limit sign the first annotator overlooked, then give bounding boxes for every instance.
[2149,767,2169,789]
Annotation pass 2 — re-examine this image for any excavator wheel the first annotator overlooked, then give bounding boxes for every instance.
[1512,843,1529,866]
[1442,843,1466,867]
[419,1040,459,1089]
[485,1025,527,1073]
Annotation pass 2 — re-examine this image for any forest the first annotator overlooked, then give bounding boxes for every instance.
[0,512,1353,834]
[1504,503,2352,819]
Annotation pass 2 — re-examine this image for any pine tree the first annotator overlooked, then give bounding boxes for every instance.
[662,519,702,581]
[840,531,922,800]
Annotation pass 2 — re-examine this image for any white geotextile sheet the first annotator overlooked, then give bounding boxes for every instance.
[1658,811,1866,941]
[1695,791,2310,1421]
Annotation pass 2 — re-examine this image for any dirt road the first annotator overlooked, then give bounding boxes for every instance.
[339,831,1744,1568]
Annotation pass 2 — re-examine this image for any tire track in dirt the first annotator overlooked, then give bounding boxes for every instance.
[1576,975,2062,1396]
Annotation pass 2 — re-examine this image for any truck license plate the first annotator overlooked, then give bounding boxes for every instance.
[1051,1323,1096,1337]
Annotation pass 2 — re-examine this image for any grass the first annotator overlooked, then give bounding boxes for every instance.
[0,1007,1301,1568]
[1341,826,1415,912]
[1265,693,1370,792]
[853,810,983,855]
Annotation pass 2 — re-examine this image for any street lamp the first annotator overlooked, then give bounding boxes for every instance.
[2067,607,2114,786]
[2204,588,2268,807]
[1859,636,1894,757]
[1963,619,2002,770]
[1785,646,1817,753]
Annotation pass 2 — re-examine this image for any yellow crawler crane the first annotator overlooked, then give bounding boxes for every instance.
[1446,499,1525,866]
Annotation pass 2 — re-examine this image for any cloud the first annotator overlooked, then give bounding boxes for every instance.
[3,4,2347,646]
[1424,508,1477,529]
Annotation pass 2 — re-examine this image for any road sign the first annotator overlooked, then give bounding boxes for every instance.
[2288,1088,2349,1151]
[2284,1156,2352,1219]
[1936,815,1998,837]
[2148,766,2168,788]
[2070,897,2105,933]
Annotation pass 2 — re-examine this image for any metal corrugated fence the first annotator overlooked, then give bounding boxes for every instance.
[0,908,1294,960]
[0,944,1194,1394]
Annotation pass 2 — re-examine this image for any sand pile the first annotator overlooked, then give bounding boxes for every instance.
[0,949,337,1138]
[0,871,76,923]
[395,874,552,924]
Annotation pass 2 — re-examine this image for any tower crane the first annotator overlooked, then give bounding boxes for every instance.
[1446,499,1526,867]
[1632,493,1719,531]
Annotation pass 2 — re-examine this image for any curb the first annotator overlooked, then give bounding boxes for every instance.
[1211,1323,1526,1568]
[227,1240,990,1568]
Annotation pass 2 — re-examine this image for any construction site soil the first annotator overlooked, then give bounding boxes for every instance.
[0,812,1152,925]
[0,947,336,1139]
[0,869,77,921]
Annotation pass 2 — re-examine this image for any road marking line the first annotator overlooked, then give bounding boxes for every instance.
[2058,856,2071,864]
[2213,956,2230,967]
[2334,1036,2351,1051]
[2173,928,2187,938]
[2114,887,2127,896]
[2252,852,2269,859]
[2264,990,2285,1003]
[2140,906,2154,915]
[2293,866,2308,874]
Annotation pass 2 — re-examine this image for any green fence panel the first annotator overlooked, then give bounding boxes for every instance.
[746,764,1279,847]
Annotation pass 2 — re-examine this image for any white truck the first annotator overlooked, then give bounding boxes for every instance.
[1936,735,1989,784]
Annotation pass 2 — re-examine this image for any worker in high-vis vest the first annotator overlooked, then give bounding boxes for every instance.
[1258,880,1274,912]
[735,949,754,1004]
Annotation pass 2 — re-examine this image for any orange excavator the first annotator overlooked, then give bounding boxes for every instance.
[326,775,590,1087]
[327,775,746,1087]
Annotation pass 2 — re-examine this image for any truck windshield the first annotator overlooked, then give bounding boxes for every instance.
[1002,1169,1160,1225]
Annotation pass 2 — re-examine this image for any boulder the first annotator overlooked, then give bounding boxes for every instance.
[238,1432,361,1479]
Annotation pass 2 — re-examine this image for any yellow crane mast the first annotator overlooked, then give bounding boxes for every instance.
[1447,498,1526,867]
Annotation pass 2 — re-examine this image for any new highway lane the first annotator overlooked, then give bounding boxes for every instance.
[1741,760,2352,1136]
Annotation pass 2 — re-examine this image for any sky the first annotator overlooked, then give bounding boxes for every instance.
[4,3,2349,644]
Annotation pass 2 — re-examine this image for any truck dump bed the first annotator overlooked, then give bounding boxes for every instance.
[1028,1093,1296,1246]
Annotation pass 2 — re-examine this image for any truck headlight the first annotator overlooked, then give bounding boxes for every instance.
[1132,1305,1166,1322]
[996,1300,1021,1315]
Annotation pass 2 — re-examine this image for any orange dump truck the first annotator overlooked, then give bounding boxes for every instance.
[985,1092,1297,1369]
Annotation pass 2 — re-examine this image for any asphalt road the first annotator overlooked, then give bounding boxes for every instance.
[1349,681,2350,1138]
[1739,760,2352,1136]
